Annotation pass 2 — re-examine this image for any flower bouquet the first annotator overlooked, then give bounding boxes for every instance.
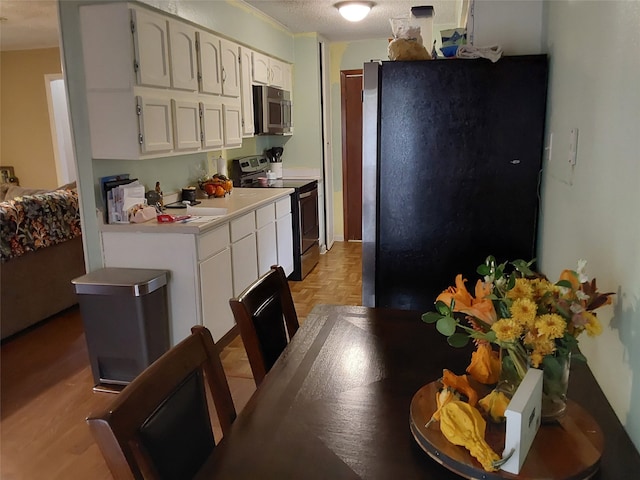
[421,256,614,470]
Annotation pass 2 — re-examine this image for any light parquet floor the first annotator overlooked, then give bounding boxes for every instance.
[0,241,362,480]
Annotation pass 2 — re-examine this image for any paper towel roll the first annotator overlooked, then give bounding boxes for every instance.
[216,156,228,177]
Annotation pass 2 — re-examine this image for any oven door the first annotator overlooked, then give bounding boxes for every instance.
[299,185,319,253]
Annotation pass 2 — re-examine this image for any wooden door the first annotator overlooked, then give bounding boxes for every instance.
[340,70,363,241]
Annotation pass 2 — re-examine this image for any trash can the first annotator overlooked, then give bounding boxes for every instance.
[72,268,170,392]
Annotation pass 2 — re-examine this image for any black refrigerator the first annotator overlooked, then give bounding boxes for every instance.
[362,55,548,311]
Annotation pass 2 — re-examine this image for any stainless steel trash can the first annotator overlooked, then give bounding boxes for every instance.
[72,268,170,392]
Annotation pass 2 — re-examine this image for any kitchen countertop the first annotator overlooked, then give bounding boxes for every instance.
[100,188,294,235]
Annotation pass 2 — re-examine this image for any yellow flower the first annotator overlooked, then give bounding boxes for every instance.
[584,311,603,336]
[529,336,556,367]
[510,298,537,327]
[506,278,534,300]
[530,350,544,368]
[530,278,557,301]
[535,314,566,339]
[491,318,522,342]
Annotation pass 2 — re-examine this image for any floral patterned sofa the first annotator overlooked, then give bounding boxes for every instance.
[0,184,86,340]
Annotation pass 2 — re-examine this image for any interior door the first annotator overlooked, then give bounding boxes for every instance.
[340,70,363,241]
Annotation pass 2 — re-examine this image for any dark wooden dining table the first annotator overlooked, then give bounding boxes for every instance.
[196,304,640,479]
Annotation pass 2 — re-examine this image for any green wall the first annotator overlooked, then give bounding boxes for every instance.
[539,0,640,450]
[328,39,390,239]
[58,0,296,271]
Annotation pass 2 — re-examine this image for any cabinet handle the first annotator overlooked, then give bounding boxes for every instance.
[299,191,312,199]
[222,67,226,83]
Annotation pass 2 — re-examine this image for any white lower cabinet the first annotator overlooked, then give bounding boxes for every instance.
[230,213,258,296]
[100,194,293,345]
[275,196,294,276]
[256,203,277,276]
[199,247,234,342]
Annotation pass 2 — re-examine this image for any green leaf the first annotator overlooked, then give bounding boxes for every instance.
[422,312,442,324]
[435,301,450,315]
[447,333,470,347]
[506,275,516,290]
[512,259,536,276]
[477,264,491,276]
[556,279,573,289]
[436,316,457,336]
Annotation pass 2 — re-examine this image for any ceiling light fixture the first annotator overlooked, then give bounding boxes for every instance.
[335,2,374,22]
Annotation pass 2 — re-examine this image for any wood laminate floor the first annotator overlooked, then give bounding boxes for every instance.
[0,241,362,479]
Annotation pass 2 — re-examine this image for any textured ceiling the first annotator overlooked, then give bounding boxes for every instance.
[0,1,60,51]
[243,0,462,42]
[0,0,463,51]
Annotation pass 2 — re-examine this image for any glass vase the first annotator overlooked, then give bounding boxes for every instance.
[496,344,529,398]
[540,352,571,422]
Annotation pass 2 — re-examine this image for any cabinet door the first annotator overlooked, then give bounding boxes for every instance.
[200,247,235,342]
[168,20,198,91]
[131,8,170,88]
[220,39,240,97]
[223,103,242,148]
[269,59,284,88]
[137,96,173,153]
[231,233,258,296]
[276,211,294,277]
[200,101,224,149]
[256,222,277,276]
[172,99,201,151]
[239,46,255,137]
[197,31,222,95]
[252,51,270,85]
[282,62,292,93]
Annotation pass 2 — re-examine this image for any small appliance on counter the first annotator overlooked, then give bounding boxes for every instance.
[231,155,320,281]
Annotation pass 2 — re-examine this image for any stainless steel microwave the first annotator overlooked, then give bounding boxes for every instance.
[253,85,292,135]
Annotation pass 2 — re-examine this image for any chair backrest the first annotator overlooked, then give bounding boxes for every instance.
[229,265,299,386]
[86,325,236,480]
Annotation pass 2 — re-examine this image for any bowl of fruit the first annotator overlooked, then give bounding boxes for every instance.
[199,174,233,198]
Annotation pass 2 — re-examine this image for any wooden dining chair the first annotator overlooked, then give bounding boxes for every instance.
[229,265,299,386]
[86,325,236,480]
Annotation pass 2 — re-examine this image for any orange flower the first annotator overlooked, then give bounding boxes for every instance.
[436,274,497,325]
[559,269,580,290]
[466,343,501,385]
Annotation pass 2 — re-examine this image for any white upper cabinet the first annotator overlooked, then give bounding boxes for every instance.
[131,7,170,88]
[172,99,201,151]
[223,103,242,148]
[168,20,198,91]
[251,50,290,89]
[200,100,224,149]
[269,59,284,88]
[239,46,255,137]
[220,39,240,97]
[136,96,173,154]
[252,51,270,85]
[197,30,223,95]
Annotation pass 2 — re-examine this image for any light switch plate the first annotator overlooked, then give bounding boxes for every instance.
[568,128,579,165]
[501,368,543,474]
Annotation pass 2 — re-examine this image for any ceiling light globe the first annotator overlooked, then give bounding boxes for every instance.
[337,2,373,22]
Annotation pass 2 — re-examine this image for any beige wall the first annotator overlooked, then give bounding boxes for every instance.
[1,48,61,189]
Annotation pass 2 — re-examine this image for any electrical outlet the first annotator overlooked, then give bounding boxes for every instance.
[568,128,578,165]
